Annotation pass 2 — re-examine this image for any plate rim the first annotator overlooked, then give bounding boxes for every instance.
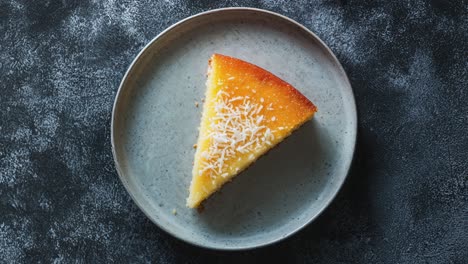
[111,7,357,250]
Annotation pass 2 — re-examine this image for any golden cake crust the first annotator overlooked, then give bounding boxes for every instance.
[211,54,317,116]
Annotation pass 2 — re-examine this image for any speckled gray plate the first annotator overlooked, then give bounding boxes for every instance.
[111,8,357,250]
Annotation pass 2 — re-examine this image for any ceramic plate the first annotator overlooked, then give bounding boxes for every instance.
[111,7,357,250]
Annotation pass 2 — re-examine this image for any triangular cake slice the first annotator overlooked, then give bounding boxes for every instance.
[187,54,317,208]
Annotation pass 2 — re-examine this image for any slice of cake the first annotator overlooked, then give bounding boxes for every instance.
[187,54,317,208]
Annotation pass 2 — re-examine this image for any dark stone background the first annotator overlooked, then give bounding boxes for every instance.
[1,0,467,263]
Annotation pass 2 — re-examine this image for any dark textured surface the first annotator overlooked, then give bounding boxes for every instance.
[1,0,467,263]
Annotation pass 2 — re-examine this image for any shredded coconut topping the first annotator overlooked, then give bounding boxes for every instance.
[199,90,275,178]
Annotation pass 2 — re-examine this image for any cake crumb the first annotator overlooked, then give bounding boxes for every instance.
[172,209,177,215]
[201,98,205,102]
[193,144,197,149]
[195,101,199,107]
